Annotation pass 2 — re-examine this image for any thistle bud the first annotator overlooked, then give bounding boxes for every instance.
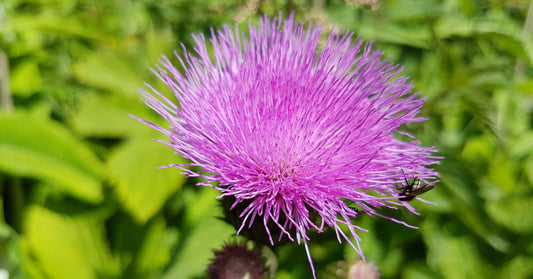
[207,242,267,279]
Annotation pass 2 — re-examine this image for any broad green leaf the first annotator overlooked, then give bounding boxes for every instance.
[462,135,495,163]
[108,138,186,223]
[328,7,431,49]
[0,113,106,203]
[516,79,533,96]
[181,185,222,227]
[162,218,235,279]
[458,0,476,17]
[73,51,146,98]
[0,222,17,272]
[439,161,510,252]
[486,196,533,233]
[387,0,442,21]
[146,27,177,63]
[162,186,233,278]
[10,60,42,97]
[18,238,50,279]
[423,220,493,279]
[503,256,533,279]
[493,89,530,137]
[510,131,533,158]
[484,32,529,62]
[355,217,385,261]
[416,52,446,99]
[488,156,518,193]
[71,94,160,138]
[133,219,175,277]
[434,14,474,38]
[5,15,112,42]
[276,271,294,279]
[404,265,439,279]
[357,21,431,49]
[19,206,120,279]
[111,216,177,279]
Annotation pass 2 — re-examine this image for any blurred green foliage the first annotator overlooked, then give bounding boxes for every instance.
[1,0,532,278]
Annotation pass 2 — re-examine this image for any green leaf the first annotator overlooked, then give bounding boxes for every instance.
[434,14,474,38]
[71,94,160,138]
[423,220,493,279]
[132,219,176,277]
[5,15,113,43]
[146,27,176,63]
[181,185,222,227]
[485,196,533,233]
[108,138,187,223]
[462,135,495,163]
[73,51,146,98]
[516,79,533,96]
[439,160,510,252]
[404,265,439,279]
[510,131,533,158]
[502,256,533,279]
[162,218,235,279]
[0,113,106,203]
[358,22,431,49]
[111,216,177,279]
[10,60,42,97]
[488,156,518,193]
[19,206,120,279]
[387,0,443,21]
[0,221,17,265]
[161,186,233,279]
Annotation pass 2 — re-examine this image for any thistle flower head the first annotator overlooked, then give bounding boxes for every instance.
[136,13,440,277]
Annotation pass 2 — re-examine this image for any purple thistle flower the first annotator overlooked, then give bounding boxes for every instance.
[135,13,440,278]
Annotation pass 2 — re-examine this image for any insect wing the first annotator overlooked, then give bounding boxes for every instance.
[398,177,435,201]
[410,177,434,196]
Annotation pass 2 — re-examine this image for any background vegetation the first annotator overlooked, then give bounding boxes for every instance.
[1,0,532,278]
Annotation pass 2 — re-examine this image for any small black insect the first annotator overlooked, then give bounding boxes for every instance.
[397,170,434,201]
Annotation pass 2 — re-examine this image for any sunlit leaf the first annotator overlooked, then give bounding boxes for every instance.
[73,51,146,98]
[10,60,42,97]
[0,113,106,203]
[516,79,533,95]
[357,21,431,49]
[146,27,176,63]
[5,15,113,42]
[434,14,474,38]
[19,206,120,279]
[510,131,533,158]
[439,160,510,252]
[423,220,493,279]
[462,135,495,163]
[486,196,533,234]
[71,94,160,138]
[503,256,533,279]
[108,137,187,223]
[181,185,222,227]
[111,216,176,279]
[387,0,442,21]
[161,218,235,279]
